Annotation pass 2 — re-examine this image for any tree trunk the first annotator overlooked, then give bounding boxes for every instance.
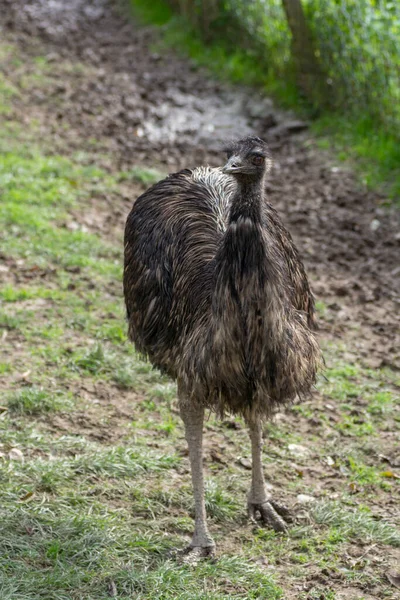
[281,0,326,106]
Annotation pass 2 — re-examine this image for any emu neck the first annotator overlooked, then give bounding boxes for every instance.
[229,177,264,224]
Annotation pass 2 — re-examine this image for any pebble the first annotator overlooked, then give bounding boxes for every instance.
[288,443,311,458]
[370,219,381,231]
[9,448,24,462]
[296,494,316,504]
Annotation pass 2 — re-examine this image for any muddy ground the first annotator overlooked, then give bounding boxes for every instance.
[0,0,399,598]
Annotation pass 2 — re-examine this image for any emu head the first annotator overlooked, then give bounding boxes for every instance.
[222,136,272,180]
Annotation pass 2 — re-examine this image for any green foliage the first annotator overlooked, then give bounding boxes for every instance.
[161,0,400,129]
[131,0,400,199]
[312,114,400,198]
[308,0,400,128]
[132,0,296,97]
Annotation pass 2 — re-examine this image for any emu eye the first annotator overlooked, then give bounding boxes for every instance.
[252,155,264,166]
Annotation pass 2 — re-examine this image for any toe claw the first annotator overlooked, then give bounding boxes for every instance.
[269,500,293,523]
[259,501,288,533]
[248,499,290,533]
[248,503,257,522]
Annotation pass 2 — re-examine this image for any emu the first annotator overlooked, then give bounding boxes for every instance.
[124,136,321,556]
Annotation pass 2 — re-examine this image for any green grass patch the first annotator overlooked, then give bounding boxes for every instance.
[319,354,399,426]
[0,408,281,599]
[67,343,167,391]
[7,387,73,416]
[312,115,400,200]
[0,72,19,114]
[0,151,120,272]
[0,505,282,599]
[118,166,166,186]
[313,501,400,547]
[0,311,23,330]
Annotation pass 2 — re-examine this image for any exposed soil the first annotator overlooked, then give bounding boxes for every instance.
[1,1,399,598]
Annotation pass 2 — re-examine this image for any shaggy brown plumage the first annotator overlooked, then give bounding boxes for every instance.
[124,139,321,420]
[124,136,322,551]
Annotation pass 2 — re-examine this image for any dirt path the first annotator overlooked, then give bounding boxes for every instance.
[1,1,399,598]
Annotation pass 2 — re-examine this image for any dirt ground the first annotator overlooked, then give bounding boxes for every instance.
[0,0,399,598]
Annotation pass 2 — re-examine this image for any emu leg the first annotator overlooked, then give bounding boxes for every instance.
[246,419,289,533]
[179,401,215,555]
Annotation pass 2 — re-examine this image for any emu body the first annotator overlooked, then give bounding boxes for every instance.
[124,137,321,554]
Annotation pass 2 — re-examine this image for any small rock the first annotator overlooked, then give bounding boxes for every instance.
[222,419,241,430]
[210,449,227,465]
[387,571,400,589]
[260,113,278,130]
[66,221,79,231]
[362,356,383,369]
[107,580,118,597]
[45,52,60,62]
[370,219,381,232]
[238,457,252,470]
[245,96,274,119]
[296,494,316,504]
[9,448,24,462]
[391,455,400,468]
[285,120,309,132]
[288,443,311,458]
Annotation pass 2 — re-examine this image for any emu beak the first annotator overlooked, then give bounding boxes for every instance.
[222,156,243,174]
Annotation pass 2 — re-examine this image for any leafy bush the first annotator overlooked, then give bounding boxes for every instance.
[165,0,400,131]
[308,0,400,128]
[133,0,400,196]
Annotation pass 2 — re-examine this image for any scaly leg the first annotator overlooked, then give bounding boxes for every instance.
[179,399,215,555]
[246,418,290,533]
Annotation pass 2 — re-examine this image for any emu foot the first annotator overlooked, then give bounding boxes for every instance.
[248,499,292,533]
[178,544,216,564]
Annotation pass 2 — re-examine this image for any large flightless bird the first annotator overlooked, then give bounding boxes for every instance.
[124,136,321,556]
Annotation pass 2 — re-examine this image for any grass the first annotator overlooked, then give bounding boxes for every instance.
[313,502,400,547]
[312,115,400,199]
[129,0,400,202]
[118,166,166,186]
[0,36,399,600]
[6,387,73,415]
